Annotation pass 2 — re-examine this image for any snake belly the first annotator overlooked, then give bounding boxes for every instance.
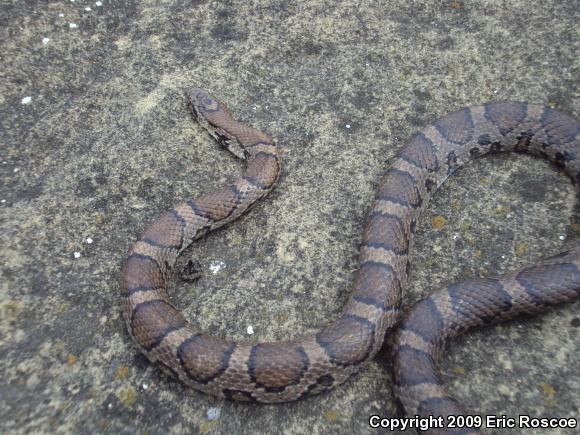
[121,91,579,404]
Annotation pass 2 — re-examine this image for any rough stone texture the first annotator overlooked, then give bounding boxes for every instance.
[0,1,578,434]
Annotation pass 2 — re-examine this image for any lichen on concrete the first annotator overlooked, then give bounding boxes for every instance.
[0,1,578,434]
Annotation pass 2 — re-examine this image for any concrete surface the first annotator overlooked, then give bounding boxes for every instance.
[0,0,578,434]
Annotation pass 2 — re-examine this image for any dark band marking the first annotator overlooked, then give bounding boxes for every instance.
[540,106,580,148]
[144,323,187,352]
[129,298,177,327]
[378,168,422,209]
[141,236,181,251]
[516,263,580,305]
[383,166,418,182]
[352,294,384,309]
[218,185,246,221]
[484,102,527,137]
[398,132,440,172]
[399,297,444,344]
[189,185,243,223]
[188,200,218,221]
[378,192,422,209]
[447,278,512,326]
[365,241,409,256]
[434,107,474,145]
[361,259,398,275]
[171,209,187,250]
[247,345,309,393]
[126,252,165,279]
[316,314,376,367]
[353,260,403,311]
[176,335,236,384]
[366,211,411,252]
[393,345,439,386]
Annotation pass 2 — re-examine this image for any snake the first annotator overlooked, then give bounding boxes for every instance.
[120,89,579,408]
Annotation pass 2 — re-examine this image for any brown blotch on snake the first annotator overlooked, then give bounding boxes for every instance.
[121,91,579,411]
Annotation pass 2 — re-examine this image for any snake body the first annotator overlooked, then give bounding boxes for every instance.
[393,244,579,435]
[121,90,579,406]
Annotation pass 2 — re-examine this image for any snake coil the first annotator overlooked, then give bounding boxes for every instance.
[121,89,579,420]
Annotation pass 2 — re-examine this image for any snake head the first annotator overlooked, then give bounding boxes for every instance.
[186,88,220,121]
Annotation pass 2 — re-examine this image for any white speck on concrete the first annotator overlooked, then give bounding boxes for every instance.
[1,200,6,203]
[58,13,65,17]
[26,372,40,389]
[246,325,254,335]
[69,23,78,29]
[559,235,565,240]
[85,7,92,11]
[497,384,511,396]
[506,213,512,218]
[209,260,226,274]
[96,1,103,6]
[13,168,19,173]
[207,407,220,420]
[21,96,32,104]
[42,37,50,45]
[74,252,81,259]
[345,124,351,129]
[86,237,93,244]
[107,403,113,409]
[142,383,149,390]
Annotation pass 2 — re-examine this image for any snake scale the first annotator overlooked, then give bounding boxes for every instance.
[121,89,579,416]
